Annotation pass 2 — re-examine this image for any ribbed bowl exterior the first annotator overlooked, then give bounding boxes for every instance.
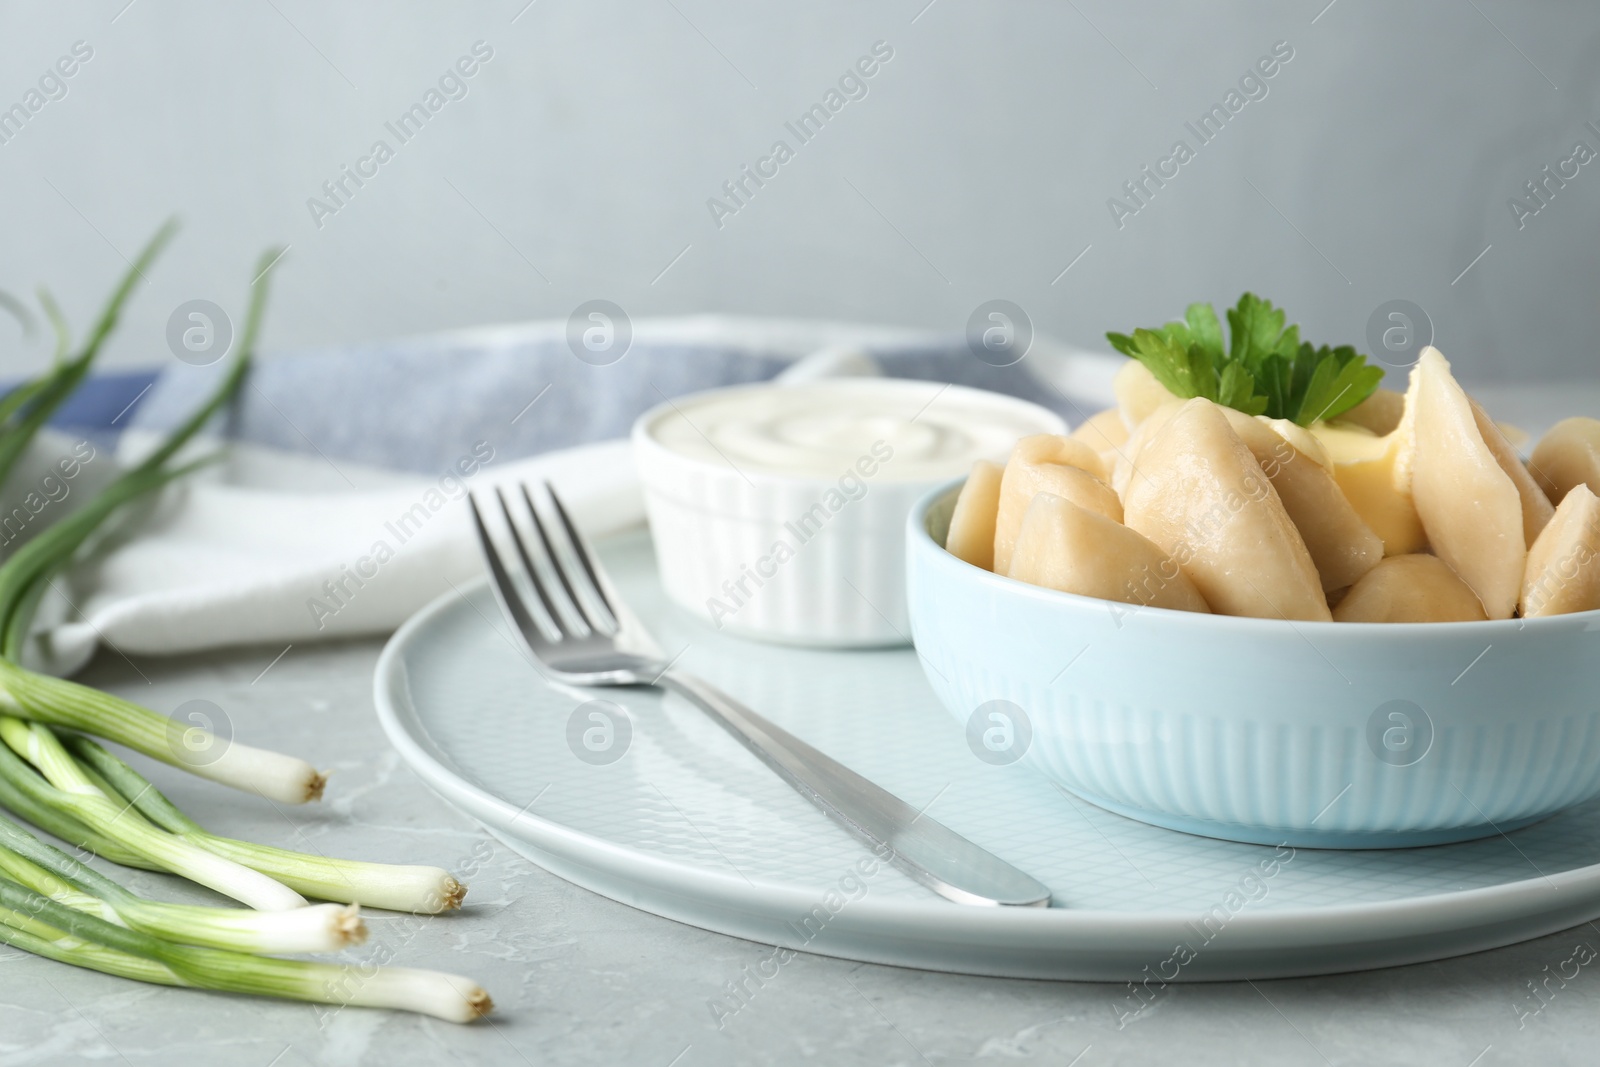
[908,481,1600,847]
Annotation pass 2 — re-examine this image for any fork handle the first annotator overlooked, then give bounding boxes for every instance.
[657,670,1051,908]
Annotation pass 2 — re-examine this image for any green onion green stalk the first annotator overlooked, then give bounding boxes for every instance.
[0,222,176,483]
[66,734,465,913]
[0,879,492,1022]
[0,814,364,954]
[0,665,326,805]
[0,717,307,911]
[0,748,155,869]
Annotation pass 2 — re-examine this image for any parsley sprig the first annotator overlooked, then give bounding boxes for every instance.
[1106,293,1383,426]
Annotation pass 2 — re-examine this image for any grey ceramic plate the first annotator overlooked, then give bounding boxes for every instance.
[374,527,1600,982]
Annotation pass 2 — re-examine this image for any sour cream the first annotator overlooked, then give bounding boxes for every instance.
[633,378,1066,646]
[644,380,1062,481]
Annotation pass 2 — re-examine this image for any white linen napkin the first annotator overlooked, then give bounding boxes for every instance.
[25,436,641,676]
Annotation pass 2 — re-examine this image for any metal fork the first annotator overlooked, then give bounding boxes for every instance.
[468,482,1051,908]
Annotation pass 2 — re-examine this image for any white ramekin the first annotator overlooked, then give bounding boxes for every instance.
[632,380,1066,647]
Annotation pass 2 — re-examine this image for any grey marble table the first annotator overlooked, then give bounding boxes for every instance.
[4,636,1598,1067]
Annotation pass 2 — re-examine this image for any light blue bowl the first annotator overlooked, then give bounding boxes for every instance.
[907,480,1600,848]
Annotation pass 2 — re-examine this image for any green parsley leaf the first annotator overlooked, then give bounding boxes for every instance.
[1184,303,1224,361]
[1294,344,1385,424]
[1226,293,1301,370]
[1106,293,1381,426]
[1111,326,1205,399]
[1106,323,1268,417]
[1217,361,1266,415]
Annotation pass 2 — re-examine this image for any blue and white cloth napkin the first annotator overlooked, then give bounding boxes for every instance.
[12,316,1120,675]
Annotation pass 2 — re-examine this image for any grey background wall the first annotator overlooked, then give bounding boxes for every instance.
[1,0,1596,386]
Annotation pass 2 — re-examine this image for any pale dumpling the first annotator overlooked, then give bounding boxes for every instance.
[1113,398,1186,499]
[1008,492,1210,613]
[1332,554,1488,623]
[993,435,1122,575]
[1113,359,1175,431]
[1221,409,1384,592]
[1530,417,1600,504]
[1402,348,1524,619]
[945,460,1002,571]
[1470,397,1554,546]
[1041,432,1112,482]
[1068,408,1130,474]
[1011,432,1108,481]
[1333,388,1405,436]
[1521,484,1600,618]
[1122,398,1331,621]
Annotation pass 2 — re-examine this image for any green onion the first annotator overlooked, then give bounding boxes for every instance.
[65,734,464,913]
[0,748,155,868]
[0,908,182,987]
[0,717,306,911]
[0,229,489,1018]
[0,814,364,954]
[184,838,465,915]
[0,879,492,1022]
[0,666,326,804]
[0,246,327,806]
[100,897,364,957]
[0,224,176,485]
[0,377,55,437]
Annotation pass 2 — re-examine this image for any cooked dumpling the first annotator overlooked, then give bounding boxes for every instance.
[1046,433,1110,482]
[993,435,1123,576]
[1521,484,1600,617]
[945,460,1003,570]
[1530,416,1600,504]
[1068,408,1130,474]
[1008,492,1210,613]
[1496,421,1532,449]
[1470,397,1554,546]
[1332,388,1405,436]
[1122,398,1331,621]
[1113,359,1175,431]
[1112,398,1186,499]
[1333,554,1487,623]
[1402,348,1524,619]
[1012,432,1108,481]
[1221,409,1384,592]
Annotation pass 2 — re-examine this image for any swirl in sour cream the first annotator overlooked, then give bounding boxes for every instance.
[646,380,1057,481]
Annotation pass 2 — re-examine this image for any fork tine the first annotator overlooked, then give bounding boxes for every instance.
[522,484,609,635]
[468,492,551,652]
[493,485,572,639]
[543,481,620,627]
